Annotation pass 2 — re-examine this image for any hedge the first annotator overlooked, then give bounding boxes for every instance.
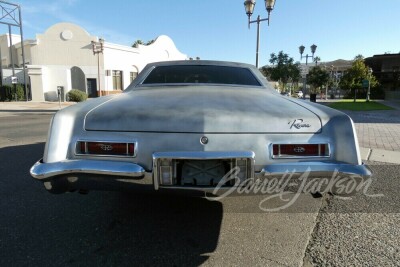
[66,89,88,102]
[0,84,26,101]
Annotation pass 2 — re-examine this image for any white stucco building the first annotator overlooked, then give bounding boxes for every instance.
[1,22,187,101]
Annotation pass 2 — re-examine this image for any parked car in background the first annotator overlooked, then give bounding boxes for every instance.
[280,91,290,97]
[296,90,304,98]
[30,60,371,195]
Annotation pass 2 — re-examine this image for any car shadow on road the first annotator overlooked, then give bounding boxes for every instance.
[0,143,222,267]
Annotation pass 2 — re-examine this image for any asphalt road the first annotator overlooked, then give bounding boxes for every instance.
[0,113,399,266]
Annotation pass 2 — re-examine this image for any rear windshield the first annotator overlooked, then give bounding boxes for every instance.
[141,65,261,86]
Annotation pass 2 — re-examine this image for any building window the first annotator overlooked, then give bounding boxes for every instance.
[112,70,123,90]
[130,71,138,82]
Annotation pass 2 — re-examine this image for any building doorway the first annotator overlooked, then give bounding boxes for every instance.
[71,66,86,93]
[87,78,97,97]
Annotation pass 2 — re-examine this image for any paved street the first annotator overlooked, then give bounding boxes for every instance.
[305,162,400,266]
[0,103,399,266]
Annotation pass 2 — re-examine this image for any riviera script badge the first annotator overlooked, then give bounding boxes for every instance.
[289,119,311,129]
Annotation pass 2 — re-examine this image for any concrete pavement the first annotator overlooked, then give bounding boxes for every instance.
[1,100,400,164]
[0,100,75,112]
[317,99,400,163]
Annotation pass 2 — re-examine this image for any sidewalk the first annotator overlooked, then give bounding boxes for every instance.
[1,100,400,164]
[0,101,75,112]
[323,99,400,163]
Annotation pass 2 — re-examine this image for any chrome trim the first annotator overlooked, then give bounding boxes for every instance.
[270,143,331,159]
[30,159,145,180]
[261,161,372,178]
[75,140,138,158]
[31,159,372,194]
[138,65,156,85]
[153,151,255,160]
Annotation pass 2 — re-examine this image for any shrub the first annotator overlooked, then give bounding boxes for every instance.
[370,87,385,100]
[66,89,88,102]
[0,84,27,101]
[0,85,12,101]
[343,87,385,100]
[16,84,26,101]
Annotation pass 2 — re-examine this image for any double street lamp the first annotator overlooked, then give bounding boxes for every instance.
[91,38,104,97]
[299,44,318,99]
[244,0,276,68]
[299,44,317,64]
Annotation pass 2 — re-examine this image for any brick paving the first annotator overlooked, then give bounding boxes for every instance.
[320,100,400,152]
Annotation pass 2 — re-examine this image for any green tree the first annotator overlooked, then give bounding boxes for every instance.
[145,39,155,45]
[354,54,364,61]
[132,39,156,48]
[307,66,330,94]
[313,56,321,66]
[261,51,301,91]
[132,39,144,48]
[339,55,378,100]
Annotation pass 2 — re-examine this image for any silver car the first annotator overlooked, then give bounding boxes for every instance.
[30,60,371,195]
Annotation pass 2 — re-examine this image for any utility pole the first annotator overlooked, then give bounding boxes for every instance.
[0,1,28,101]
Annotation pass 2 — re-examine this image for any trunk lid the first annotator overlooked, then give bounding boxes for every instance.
[84,87,322,133]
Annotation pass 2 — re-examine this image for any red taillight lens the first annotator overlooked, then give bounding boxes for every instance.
[77,142,135,156]
[272,144,329,158]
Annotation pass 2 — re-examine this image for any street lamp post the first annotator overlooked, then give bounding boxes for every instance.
[327,65,335,100]
[299,44,317,99]
[244,0,276,68]
[367,68,373,102]
[91,38,104,97]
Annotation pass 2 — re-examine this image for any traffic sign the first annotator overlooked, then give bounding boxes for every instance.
[362,79,369,88]
[300,65,309,78]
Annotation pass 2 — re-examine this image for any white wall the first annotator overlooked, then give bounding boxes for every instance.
[1,23,188,101]
[0,34,21,67]
[103,35,187,91]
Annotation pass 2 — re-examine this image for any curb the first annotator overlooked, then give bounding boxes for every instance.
[368,149,400,164]
[360,147,400,164]
[0,101,75,111]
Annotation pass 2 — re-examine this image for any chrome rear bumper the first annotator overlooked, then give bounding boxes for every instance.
[261,161,372,178]
[30,158,372,194]
[30,159,145,180]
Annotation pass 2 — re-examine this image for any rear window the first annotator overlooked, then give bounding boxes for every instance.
[142,65,261,86]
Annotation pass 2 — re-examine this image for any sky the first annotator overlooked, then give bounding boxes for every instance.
[2,0,400,67]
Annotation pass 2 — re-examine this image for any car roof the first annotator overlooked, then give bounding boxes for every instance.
[146,60,256,69]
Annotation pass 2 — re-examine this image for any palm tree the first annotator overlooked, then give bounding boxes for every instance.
[313,56,321,66]
[354,54,364,61]
[132,40,144,48]
[145,39,155,45]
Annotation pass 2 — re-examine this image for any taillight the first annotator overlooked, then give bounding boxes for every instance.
[77,141,135,157]
[272,144,329,158]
